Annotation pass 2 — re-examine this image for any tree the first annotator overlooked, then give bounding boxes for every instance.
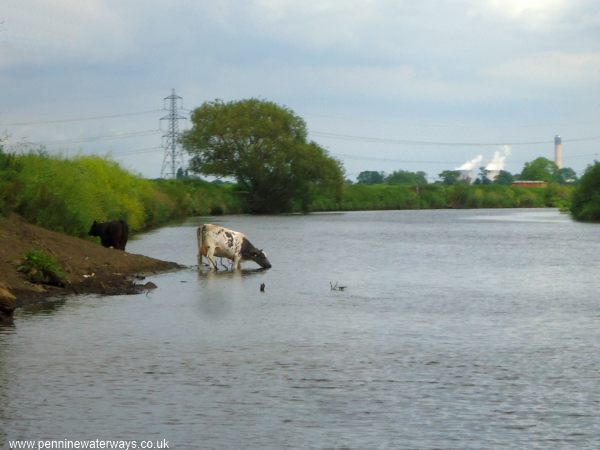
[493,170,514,185]
[438,170,460,185]
[474,166,491,185]
[180,99,344,213]
[520,157,558,182]
[385,170,428,186]
[357,170,384,185]
[570,161,600,221]
[555,167,578,185]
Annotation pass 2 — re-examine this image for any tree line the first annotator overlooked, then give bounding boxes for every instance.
[177,98,599,220]
[179,98,585,212]
[355,158,578,187]
[2,97,600,223]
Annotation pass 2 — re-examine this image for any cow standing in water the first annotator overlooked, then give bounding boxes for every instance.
[198,224,271,270]
[89,220,129,250]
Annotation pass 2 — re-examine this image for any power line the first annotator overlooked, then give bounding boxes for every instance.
[305,112,600,130]
[333,152,561,166]
[0,109,163,127]
[115,146,163,156]
[335,153,460,165]
[312,131,600,147]
[24,129,162,146]
[562,136,600,143]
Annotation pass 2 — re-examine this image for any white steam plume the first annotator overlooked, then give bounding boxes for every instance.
[485,146,511,171]
[456,155,483,170]
[485,146,511,181]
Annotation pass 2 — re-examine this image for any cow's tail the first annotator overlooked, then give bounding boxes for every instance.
[120,220,129,251]
[197,225,204,270]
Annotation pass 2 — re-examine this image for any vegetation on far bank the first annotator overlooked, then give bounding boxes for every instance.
[570,161,600,222]
[0,148,579,240]
[312,182,573,212]
[3,94,599,234]
[0,150,242,237]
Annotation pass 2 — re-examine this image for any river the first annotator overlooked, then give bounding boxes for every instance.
[1,209,599,449]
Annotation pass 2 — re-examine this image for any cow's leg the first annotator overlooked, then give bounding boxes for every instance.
[206,246,219,271]
[117,232,125,250]
[233,254,242,270]
[197,227,204,270]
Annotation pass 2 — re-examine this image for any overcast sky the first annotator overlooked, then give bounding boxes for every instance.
[2,0,599,180]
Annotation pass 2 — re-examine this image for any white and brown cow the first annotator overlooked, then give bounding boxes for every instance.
[198,224,272,271]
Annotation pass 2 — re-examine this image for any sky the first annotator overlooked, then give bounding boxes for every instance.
[1,0,600,181]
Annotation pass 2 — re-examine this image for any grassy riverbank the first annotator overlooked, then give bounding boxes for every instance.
[310,183,573,212]
[1,151,573,239]
[0,151,242,237]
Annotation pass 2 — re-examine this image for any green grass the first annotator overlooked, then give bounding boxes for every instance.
[306,183,572,212]
[0,151,242,237]
[17,249,66,286]
[0,149,574,235]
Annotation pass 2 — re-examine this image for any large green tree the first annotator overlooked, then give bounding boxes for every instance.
[570,161,600,221]
[520,157,578,185]
[385,170,428,186]
[181,99,344,213]
[356,170,384,185]
[493,170,515,185]
[555,167,578,185]
[520,157,558,182]
[438,170,461,185]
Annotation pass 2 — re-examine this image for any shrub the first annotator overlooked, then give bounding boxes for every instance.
[17,249,66,286]
[571,162,600,221]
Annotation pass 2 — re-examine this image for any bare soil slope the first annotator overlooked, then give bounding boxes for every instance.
[0,214,182,316]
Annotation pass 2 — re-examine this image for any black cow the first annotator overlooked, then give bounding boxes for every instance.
[89,220,129,250]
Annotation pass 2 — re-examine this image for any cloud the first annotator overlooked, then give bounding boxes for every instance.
[1,0,599,179]
[486,51,600,88]
[469,0,572,30]
[241,0,396,47]
[1,0,133,68]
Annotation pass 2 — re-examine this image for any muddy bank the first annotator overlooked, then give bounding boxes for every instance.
[0,214,183,321]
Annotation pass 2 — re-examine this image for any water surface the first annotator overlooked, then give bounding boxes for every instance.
[1,209,599,449]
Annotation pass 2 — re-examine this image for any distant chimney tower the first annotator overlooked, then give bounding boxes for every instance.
[554,135,563,169]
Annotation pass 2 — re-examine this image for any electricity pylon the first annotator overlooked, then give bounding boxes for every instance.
[160,89,186,179]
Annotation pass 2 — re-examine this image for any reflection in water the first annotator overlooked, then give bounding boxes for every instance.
[198,269,269,319]
[2,209,600,449]
[0,319,15,333]
[19,298,68,318]
[198,270,241,319]
[0,298,69,331]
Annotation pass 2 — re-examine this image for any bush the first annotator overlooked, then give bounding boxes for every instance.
[0,152,242,237]
[571,162,600,221]
[333,182,570,211]
[17,249,66,286]
[0,149,22,216]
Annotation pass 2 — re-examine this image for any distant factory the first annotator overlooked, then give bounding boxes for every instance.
[554,135,563,169]
[453,136,563,184]
[455,146,510,183]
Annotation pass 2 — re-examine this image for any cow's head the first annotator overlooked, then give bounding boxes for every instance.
[252,249,272,269]
[241,238,272,269]
[88,220,100,237]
